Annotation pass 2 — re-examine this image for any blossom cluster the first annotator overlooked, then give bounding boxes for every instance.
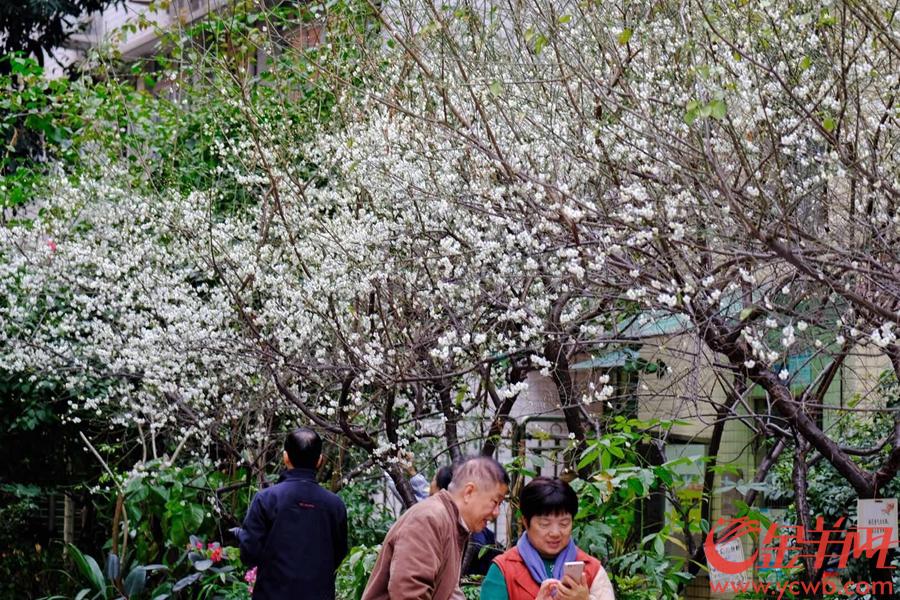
[1,0,897,470]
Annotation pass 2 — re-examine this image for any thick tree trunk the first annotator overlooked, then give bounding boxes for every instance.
[481,363,525,457]
[543,339,586,441]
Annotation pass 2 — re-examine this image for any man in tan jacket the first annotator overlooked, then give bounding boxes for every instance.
[362,456,509,600]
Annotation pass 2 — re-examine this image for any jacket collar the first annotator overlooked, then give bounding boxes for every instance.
[278,467,318,483]
[508,545,589,564]
[436,490,470,537]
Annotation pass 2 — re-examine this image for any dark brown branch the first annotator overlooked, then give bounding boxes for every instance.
[544,339,586,442]
[700,319,876,496]
[336,374,375,452]
[481,363,525,457]
[873,345,900,491]
[792,437,816,582]
[269,370,344,435]
[438,379,463,463]
[686,376,745,581]
[744,437,787,507]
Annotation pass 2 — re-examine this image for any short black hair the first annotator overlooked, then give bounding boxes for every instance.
[435,465,454,490]
[519,477,578,524]
[284,427,322,469]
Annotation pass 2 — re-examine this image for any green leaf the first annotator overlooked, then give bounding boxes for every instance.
[683,100,700,125]
[823,116,836,133]
[653,535,665,556]
[626,478,645,496]
[818,10,836,26]
[169,519,187,548]
[124,566,147,597]
[653,466,674,486]
[150,581,173,600]
[488,80,503,97]
[600,448,611,470]
[194,559,214,571]
[558,14,572,24]
[124,476,145,497]
[578,446,600,470]
[0,483,40,498]
[709,99,727,120]
[185,504,205,530]
[533,34,548,54]
[126,503,143,523]
[67,544,105,592]
[800,55,811,70]
[618,28,633,45]
[172,573,202,592]
[150,484,169,501]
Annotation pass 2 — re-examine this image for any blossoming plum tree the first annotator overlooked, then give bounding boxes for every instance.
[1,0,899,592]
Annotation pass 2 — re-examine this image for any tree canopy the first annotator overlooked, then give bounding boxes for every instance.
[0,0,122,72]
[1,0,899,597]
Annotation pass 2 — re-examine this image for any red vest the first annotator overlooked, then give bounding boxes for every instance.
[493,547,602,600]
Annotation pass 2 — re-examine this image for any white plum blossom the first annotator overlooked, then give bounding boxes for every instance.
[870,324,897,348]
[1,0,898,495]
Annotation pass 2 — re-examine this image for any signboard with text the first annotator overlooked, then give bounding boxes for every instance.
[858,499,898,549]
[708,537,752,587]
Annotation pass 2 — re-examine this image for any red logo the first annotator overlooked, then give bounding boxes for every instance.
[705,516,895,572]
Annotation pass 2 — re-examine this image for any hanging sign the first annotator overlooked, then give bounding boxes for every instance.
[708,537,752,587]
[857,498,898,549]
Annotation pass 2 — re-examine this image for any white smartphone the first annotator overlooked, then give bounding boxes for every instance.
[562,560,585,582]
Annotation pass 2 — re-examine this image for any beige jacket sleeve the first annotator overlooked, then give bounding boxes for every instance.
[589,566,616,600]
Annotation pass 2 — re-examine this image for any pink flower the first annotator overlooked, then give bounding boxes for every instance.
[245,566,257,594]
[47,239,57,253]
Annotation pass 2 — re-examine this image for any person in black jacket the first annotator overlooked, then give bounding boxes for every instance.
[238,428,348,599]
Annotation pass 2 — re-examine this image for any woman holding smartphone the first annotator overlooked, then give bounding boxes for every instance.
[480,477,615,600]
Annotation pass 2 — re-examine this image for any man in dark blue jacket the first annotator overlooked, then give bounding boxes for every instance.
[239,427,348,599]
